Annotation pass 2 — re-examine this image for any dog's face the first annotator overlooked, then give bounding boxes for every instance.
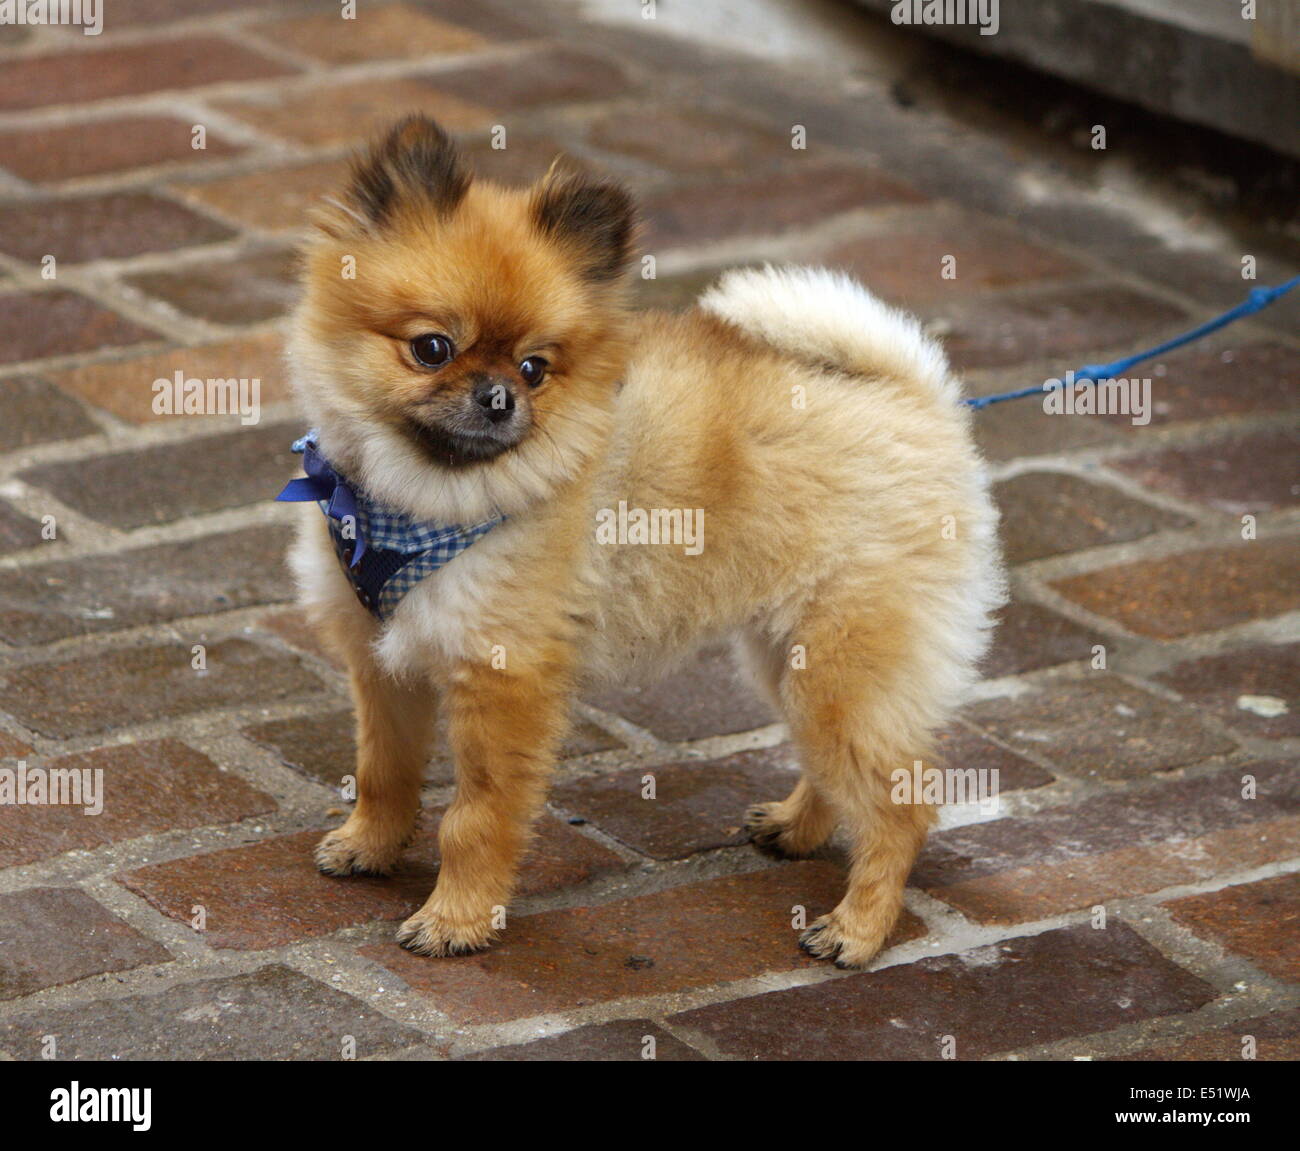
[291,116,636,521]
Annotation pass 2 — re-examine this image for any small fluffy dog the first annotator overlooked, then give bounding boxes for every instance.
[285,116,1004,968]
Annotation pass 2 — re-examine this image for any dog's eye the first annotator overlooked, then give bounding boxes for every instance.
[519,356,548,387]
[411,333,454,368]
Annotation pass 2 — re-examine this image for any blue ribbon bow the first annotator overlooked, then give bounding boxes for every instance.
[275,433,368,567]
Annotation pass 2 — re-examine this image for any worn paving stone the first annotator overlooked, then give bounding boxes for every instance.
[0,290,160,365]
[458,130,589,186]
[49,333,287,424]
[1051,537,1300,640]
[912,761,1298,924]
[213,77,491,147]
[0,35,296,111]
[0,526,294,646]
[932,724,1054,793]
[820,211,1083,305]
[93,0,308,26]
[169,156,351,233]
[971,388,1127,461]
[969,674,1235,780]
[642,164,924,249]
[258,607,344,668]
[0,376,99,452]
[1112,428,1300,515]
[0,192,236,265]
[551,745,801,860]
[920,285,1186,372]
[1109,1009,1300,1061]
[0,731,32,760]
[0,888,170,1001]
[585,106,810,177]
[1163,873,1300,983]
[21,422,299,530]
[0,116,243,184]
[982,599,1098,678]
[1126,343,1299,426]
[585,644,774,741]
[668,922,1216,1060]
[117,811,628,950]
[0,638,325,739]
[0,739,276,868]
[995,472,1189,565]
[1154,643,1299,740]
[0,501,44,557]
[0,966,422,1060]
[124,246,299,325]
[424,48,631,111]
[633,265,725,312]
[252,3,487,63]
[461,1019,706,1061]
[362,863,925,1024]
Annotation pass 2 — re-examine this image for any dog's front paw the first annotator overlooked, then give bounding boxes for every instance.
[315,820,407,877]
[396,902,498,957]
[744,802,809,859]
[798,909,887,970]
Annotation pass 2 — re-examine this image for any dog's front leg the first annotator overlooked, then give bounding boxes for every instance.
[396,657,569,956]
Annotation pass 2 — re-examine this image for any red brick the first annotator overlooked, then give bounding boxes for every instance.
[1154,643,1298,740]
[462,1020,706,1061]
[0,966,421,1060]
[1112,428,1300,515]
[117,812,628,950]
[983,599,1098,678]
[0,290,160,365]
[821,211,1082,305]
[913,762,1297,924]
[0,888,170,1000]
[48,333,287,424]
[0,192,236,265]
[920,285,1186,372]
[1129,343,1299,426]
[642,164,924,249]
[424,49,631,112]
[1051,538,1300,639]
[0,740,276,868]
[0,639,326,739]
[586,643,774,740]
[251,4,487,64]
[669,922,1215,1060]
[968,674,1235,780]
[361,863,925,1023]
[551,745,801,860]
[0,501,43,557]
[1109,1010,1300,1061]
[124,246,298,325]
[1163,873,1300,982]
[972,389,1126,461]
[0,116,242,184]
[932,724,1053,792]
[0,376,99,452]
[169,157,352,233]
[0,36,296,112]
[0,526,294,646]
[995,471,1189,565]
[21,423,300,530]
[213,77,490,147]
[0,731,32,760]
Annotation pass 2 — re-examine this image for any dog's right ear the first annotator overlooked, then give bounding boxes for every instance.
[313,115,470,238]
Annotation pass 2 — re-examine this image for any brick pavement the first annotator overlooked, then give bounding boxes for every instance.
[0,0,1295,1061]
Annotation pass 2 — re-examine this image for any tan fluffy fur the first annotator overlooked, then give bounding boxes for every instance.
[287,118,1004,968]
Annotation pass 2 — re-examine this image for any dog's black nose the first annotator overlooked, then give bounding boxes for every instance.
[472,379,515,423]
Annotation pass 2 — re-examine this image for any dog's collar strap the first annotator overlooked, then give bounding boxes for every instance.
[275,430,505,621]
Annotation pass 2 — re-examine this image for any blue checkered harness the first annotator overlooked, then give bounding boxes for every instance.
[276,430,505,622]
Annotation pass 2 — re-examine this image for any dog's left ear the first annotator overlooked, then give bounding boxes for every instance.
[531,164,638,283]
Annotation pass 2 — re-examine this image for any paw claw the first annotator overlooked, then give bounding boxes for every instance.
[396,908,497,958]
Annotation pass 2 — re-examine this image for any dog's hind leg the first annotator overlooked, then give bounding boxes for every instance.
[774,593,939,969]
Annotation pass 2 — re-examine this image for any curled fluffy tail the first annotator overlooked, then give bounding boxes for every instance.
[698,265,960,404]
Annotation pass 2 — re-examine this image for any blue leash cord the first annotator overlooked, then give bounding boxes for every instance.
[964,276,1300,410]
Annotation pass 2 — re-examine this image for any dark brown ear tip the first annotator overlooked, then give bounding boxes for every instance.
[532,170,639,280]
[342,113,469,229]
